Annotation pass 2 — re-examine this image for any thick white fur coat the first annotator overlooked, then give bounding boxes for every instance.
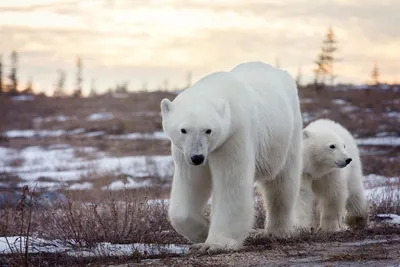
[296,119,368,231]
[161,62,303,251]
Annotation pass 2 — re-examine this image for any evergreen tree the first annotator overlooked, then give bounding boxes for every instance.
[295,66,303,88]
[23,77,33,94]
[141,81,148,91]
[73,56,82,97]
[89,78,97,97]
[9,50,18,94]
[186,71,192,89]
[54,69,66,97]
[371,62,380,86]
[313,26,338,89]
[275,57,280,69]
[163,79,169,91]
[0,54,3,94]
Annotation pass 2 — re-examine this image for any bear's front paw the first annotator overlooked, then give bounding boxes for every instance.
[317,224,341,232]
[188,243,227,256]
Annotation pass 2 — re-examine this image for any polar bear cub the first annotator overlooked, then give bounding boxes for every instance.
[160,61,303,253]
[299,119,368,232]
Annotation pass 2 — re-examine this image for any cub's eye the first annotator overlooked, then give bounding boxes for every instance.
[180,129,187,134]
[330,145,336,149]
[344,144,346,148]
[205,129,212,134]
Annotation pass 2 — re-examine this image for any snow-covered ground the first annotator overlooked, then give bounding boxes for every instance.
[0,145,173,190]
[107,131,167,140]
[0,134,399,191]
[2,129,169,140]
[86,112,114,121]
[0,236,188,256]
[356,136,400,147]
[4,128,399,147]
[0,127,398,192]
[4,129,67,138]
[11,95,35,101]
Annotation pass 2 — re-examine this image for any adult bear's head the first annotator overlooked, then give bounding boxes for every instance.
[160,97,231,166]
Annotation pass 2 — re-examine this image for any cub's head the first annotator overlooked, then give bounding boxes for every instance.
[160,98,231,166]
[302,128,352,175]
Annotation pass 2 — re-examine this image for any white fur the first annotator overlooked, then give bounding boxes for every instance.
[160,61,303,250]
[297,119,368,231]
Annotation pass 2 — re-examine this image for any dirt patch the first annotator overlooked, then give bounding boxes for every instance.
[112,226,400,267]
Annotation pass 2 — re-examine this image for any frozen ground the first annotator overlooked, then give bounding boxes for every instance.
[0,236,188,256]
[3,129,168,140]
[0,143,399,192]
[0,144,173,191]
[0,129,399,191]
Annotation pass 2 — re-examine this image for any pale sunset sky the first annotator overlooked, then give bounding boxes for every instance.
[0,0,399,95]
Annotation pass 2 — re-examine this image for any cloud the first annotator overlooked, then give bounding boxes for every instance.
[0,0,399,94]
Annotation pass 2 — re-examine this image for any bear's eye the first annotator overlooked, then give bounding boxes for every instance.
[205,129,212,134]
[180,129,187,134]
[330,144,336,149]
[344,144,346,148]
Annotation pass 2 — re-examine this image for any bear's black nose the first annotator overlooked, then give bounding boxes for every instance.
[345,158,352,164]
[191,154,205,165]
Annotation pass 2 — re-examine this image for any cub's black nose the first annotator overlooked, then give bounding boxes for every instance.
[345,158,352,164]
[191,154,205,165]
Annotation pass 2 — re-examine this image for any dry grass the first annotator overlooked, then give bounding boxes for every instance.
[0,180,399,266]
[299,86,400,137]
[0,92,175,134]
[0,185,187,266]
[369,182,400,216]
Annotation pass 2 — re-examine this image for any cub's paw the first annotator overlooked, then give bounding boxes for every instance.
[345,215,368,230]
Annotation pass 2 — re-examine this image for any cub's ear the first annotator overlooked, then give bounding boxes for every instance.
[303,129,311,140]
[160,98,172,116]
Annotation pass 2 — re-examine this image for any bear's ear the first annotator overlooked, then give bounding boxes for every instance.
[217,99,230,119]
[160,98,172,116]
[303,129,311,140]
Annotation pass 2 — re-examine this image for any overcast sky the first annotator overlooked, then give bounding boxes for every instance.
[0,0,399,95]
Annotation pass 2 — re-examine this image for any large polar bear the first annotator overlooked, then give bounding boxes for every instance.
[297,119,368,232]
[160,61,303,254]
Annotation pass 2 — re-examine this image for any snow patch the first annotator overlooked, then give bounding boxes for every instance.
[0,237,188,256]
[375,214,400,224]
[11,95,35,101]
[103,178,151,191]
[4,129,66,138]
[107,131,168,140]
[332,99,347,105]
[301,98,313,104]
[86,112,114,121]
[84,131,105,137]
[69,182,93,190]
[1,145,173,189]
[364,174,400,189]
[356,136,400,146]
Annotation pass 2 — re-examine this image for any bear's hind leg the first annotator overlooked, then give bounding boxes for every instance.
[259,143,302,237]
[259,169,300,237]
[345,189,369,230]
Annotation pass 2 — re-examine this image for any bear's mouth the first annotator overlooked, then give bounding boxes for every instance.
[335,161,348,168]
